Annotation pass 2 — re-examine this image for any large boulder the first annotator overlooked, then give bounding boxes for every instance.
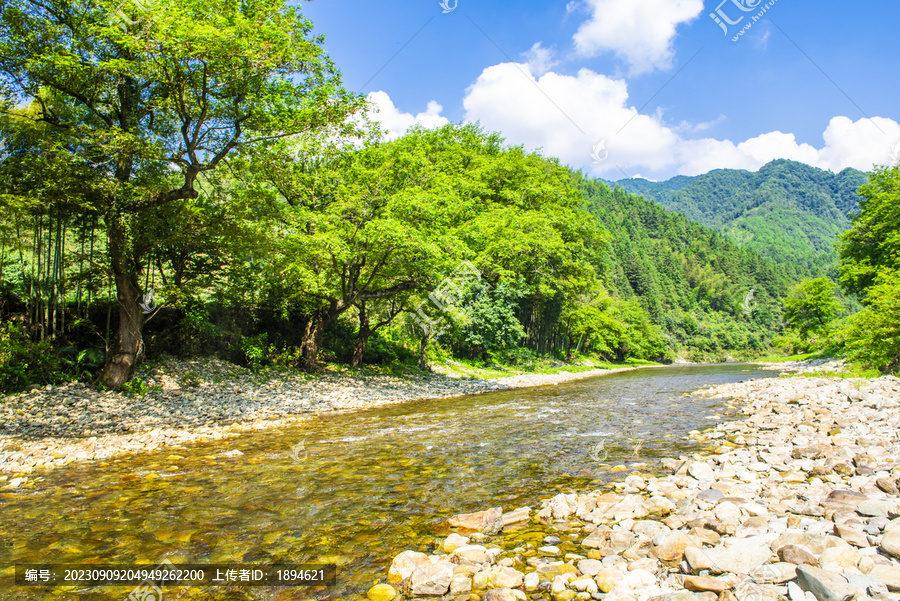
[445,507,504,534]
[502,506,531,527]
[771,533,853,557]
[388,550,430,581]
[687,462,716,481]
[866,565,900,591]
[541,493,578,520]
[483,588,522,601]
[702,537,773,574]
[408,562,454,596]
[489,566,524,589]
[451,544,493,565]
[881,528,900,559]
[795,565,856,601]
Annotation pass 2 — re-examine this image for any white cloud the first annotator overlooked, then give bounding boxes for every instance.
[524,42,559,77]
[461,62,900,180]
[365,91,450,141]
[573,0,704,74]
[676,115,727,133]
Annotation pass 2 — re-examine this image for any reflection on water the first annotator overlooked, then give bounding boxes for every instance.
[0,364,770,600]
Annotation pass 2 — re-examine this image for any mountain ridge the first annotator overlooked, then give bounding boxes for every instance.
[608,159,869,278]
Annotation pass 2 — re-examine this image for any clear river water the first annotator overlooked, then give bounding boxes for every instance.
[0,364,773,600]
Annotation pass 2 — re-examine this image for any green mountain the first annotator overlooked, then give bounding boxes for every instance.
[612,159,868,278]
[580,178,792,360]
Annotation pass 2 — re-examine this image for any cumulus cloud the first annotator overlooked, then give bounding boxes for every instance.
[461,62,900,179]
[365,91,449,140]
[573,0,704,74]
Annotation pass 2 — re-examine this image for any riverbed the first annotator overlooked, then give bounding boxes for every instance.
[0,364,771,600]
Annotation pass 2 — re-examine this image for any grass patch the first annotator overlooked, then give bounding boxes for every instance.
[787,365,881,380]
[756,349,839,363]
[435,356,659,379]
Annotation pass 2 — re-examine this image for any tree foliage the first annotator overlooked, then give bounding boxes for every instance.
[839,166,900,373]
[783,278,841,341]
[839,166,900,296]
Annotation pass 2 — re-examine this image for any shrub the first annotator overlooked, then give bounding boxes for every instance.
[0,323,71,393]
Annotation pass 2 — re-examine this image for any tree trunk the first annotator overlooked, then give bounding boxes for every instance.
[100,215,144,388]
[301,311,329,372]
[418,332,431,371]
[350,301,371,368]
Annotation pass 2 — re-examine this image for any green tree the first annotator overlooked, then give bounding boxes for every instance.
[783,278,841,341]
[839,166,900,296]
[843,270,900,373]
[838,165,900,373]
[454,280,526,360]
[0,0,361,386]
[238,131,460,371]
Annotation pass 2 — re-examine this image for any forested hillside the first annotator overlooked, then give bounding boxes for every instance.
[581,179,789,359]
[614,160,868,277]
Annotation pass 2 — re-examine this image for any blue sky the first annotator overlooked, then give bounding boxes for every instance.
[300,0,900,181]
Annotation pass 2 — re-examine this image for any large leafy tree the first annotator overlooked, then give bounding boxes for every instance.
[839,166,900,296]
[843,270,900,373]
[838,165,900,373]
[0,0,362,386]
[783,277,841,341]
[238,131,463,371]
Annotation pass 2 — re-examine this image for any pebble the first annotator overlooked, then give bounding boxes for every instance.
[0,358,637,480]
[381,367,900,601]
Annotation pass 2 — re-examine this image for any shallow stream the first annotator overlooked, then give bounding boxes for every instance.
[0,364,772,600]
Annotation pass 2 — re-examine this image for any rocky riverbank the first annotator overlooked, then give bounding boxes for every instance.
[376,372,900,601]
[0,357,639,486]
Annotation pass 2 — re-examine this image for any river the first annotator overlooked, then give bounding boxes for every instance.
[0,364,772,600]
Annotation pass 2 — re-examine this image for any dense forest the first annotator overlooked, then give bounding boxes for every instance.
[582,181,788,359]
[615,160,869,278]
[0,0,898,394]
